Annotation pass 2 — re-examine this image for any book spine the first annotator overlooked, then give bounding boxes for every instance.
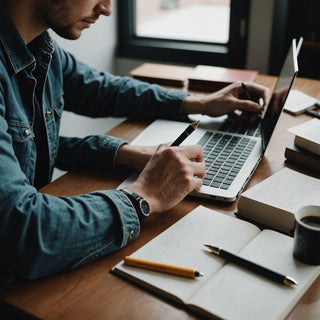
[188,81,227,92]
[131,76,185,87]
[285,147,320,170]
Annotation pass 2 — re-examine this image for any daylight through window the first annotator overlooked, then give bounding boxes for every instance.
[136,0,230,43]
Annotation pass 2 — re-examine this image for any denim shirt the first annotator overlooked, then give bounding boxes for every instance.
[0,4,188,283]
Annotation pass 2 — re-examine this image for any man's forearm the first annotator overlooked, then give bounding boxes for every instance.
[115,144,156,170]
[181,95,206,115]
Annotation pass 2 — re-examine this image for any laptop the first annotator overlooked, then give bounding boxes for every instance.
[118,38,300,202]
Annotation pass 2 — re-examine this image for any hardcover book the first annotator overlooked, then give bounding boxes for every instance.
[188,65,258,91]
[129,63,193,87]
[285,144,320,171]
[237,168,320,235]
[288,118,320,155]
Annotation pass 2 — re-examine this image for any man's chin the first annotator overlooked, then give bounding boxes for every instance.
[52,26,82,40]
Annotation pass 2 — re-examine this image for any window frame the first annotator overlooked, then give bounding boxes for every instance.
[117,0,251,68]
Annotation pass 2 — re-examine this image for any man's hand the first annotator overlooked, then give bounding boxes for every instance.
[127,144,206,213]
[182,81,269,119]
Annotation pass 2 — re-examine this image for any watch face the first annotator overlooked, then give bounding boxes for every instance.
[140,199,150,216]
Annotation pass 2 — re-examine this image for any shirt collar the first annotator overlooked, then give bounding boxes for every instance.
[0,1,55,74]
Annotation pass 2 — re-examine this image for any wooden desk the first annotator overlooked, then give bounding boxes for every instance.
[1,75,320,319]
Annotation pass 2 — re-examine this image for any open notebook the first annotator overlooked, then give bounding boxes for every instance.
[112,206,320,320]
[119,38,300,201]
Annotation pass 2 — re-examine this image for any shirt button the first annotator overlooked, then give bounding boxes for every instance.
[45,111,52,117]
[24,129,30,136]
[129,230,134,241]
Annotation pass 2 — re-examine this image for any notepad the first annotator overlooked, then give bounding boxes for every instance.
[284,89,319,114]
[111,206,320,320]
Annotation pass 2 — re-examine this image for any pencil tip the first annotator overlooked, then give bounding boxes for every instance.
[192,120,200,129]
[195,271,204,277]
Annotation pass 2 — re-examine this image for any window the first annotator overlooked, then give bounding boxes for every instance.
[117,0,250,68]
[269,0,320,79]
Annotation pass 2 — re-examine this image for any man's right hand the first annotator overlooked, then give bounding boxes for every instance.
[127,143,206,213]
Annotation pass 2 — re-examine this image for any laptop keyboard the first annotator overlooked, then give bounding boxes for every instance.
[219,119,261,137]
[197,132,257,190]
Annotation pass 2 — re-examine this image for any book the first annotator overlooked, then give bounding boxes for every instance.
[188,65,258,91]
[237,167,320,235]
[129,63,193,87]
[283,89,319,115]
[285,144,320,171]
[288,118,320,155]
[111,206,320,320]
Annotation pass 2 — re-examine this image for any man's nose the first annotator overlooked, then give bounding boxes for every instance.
[95,1,112,16]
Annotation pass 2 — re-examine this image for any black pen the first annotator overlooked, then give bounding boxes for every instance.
[204,244,298,286]
[305,108,320,119]
[241,82,264,106]
[171,120,200,146]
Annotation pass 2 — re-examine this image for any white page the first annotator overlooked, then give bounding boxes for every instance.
[284,89,318,114]
[113,206,260,304]
[189,230,320,320]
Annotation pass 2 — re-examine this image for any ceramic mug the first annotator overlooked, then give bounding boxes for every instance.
[293,205,320,265]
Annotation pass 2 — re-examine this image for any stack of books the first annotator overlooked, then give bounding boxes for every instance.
[285,118,320,170]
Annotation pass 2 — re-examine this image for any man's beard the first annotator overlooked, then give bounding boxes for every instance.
[51,24,80,40]
[38,1,81,40]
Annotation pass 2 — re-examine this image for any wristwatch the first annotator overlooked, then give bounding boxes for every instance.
[120,189,150,219]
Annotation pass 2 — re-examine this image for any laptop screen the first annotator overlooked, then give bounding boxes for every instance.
[261,38,299,152]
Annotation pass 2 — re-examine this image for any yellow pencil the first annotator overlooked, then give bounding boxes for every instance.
[124,256,204,279]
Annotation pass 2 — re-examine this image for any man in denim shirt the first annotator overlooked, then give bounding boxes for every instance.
[0,0,268,284]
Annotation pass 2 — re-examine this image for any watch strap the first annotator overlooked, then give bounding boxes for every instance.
[120,189,150,219]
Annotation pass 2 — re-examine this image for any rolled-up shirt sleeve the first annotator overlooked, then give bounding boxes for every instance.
[56,135,128,171]
[0,104,140,281]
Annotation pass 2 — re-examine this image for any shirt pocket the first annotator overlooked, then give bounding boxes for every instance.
[7,121,35,174]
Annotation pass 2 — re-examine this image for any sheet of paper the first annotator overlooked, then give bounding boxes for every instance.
[284,89,319,114]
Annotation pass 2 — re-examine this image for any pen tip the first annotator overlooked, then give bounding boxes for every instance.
[284,276,298,286]
[204,244,221,255]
